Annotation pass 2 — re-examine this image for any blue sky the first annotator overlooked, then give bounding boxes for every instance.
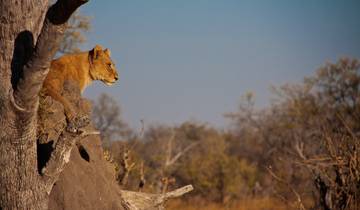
[79,0,360,129]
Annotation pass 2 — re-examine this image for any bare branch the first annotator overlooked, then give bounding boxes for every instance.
[267,167,306,210]
[41,129,96,194]
[294,141,305,160]
[138,161,146,192]
[139,119,145,138]
[41,132,78,193]
[165,142,199,167]
[157,185,193,201]
[164,129,176,167]
[121,185,193,210]
[120,149,136,186]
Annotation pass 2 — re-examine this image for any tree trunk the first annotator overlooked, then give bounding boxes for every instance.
[0,0,87,209]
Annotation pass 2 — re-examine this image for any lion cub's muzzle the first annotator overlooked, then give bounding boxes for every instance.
[104,72,119,86]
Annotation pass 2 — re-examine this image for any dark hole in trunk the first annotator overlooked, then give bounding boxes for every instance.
[11,30,34,90]
[78,145,90,162]
[37,140,54,174]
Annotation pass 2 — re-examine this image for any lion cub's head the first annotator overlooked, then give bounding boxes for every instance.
[89,45,119,85]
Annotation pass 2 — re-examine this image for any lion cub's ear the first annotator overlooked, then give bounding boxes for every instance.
[104,48,111,57]
[90,45,103,60]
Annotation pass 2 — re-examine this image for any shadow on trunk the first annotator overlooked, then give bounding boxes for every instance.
[11,30,34,90]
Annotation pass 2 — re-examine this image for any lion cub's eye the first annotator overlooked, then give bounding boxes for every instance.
[107,63,112,69]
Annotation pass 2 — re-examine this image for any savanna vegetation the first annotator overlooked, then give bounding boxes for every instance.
[93,58,360,210]
[0,1,358,209]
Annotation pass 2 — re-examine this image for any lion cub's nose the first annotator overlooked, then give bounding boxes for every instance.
[114,75,119,81]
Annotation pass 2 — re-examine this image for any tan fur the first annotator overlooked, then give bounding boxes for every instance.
[42,45,118,121]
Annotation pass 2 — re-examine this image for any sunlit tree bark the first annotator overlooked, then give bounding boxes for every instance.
[0,0,87,209]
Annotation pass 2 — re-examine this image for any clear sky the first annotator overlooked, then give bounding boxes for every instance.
[79,0,360,129]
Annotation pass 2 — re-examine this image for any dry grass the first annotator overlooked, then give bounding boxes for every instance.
[166,197,290,210]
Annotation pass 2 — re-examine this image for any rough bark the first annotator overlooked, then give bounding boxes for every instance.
[0,0,87,209]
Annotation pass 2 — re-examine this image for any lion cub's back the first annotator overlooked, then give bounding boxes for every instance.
[44,54,85,90]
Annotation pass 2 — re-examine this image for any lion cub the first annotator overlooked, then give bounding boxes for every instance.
[42,45,119,125]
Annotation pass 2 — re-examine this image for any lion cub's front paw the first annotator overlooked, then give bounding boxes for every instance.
[66,115,91,133]
[66,122,78,133]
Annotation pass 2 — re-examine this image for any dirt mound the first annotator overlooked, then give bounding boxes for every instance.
[38,81,125,210]
[48,134,124,210]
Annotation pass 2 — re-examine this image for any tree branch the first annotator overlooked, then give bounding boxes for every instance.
[121,185,193,210]
[120,149,136,186]
[41,129,97,194]
[13,0,88,111]
[266,167,306,210]
[41,132,78,194]
[165,142,199,167]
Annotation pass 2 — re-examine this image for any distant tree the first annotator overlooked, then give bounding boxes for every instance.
[293,58,360,210]
[172,123,257,203]
[227,58,360,210]
[92,93,131,145]
[58,11,91,54]
[120,122,258,203]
